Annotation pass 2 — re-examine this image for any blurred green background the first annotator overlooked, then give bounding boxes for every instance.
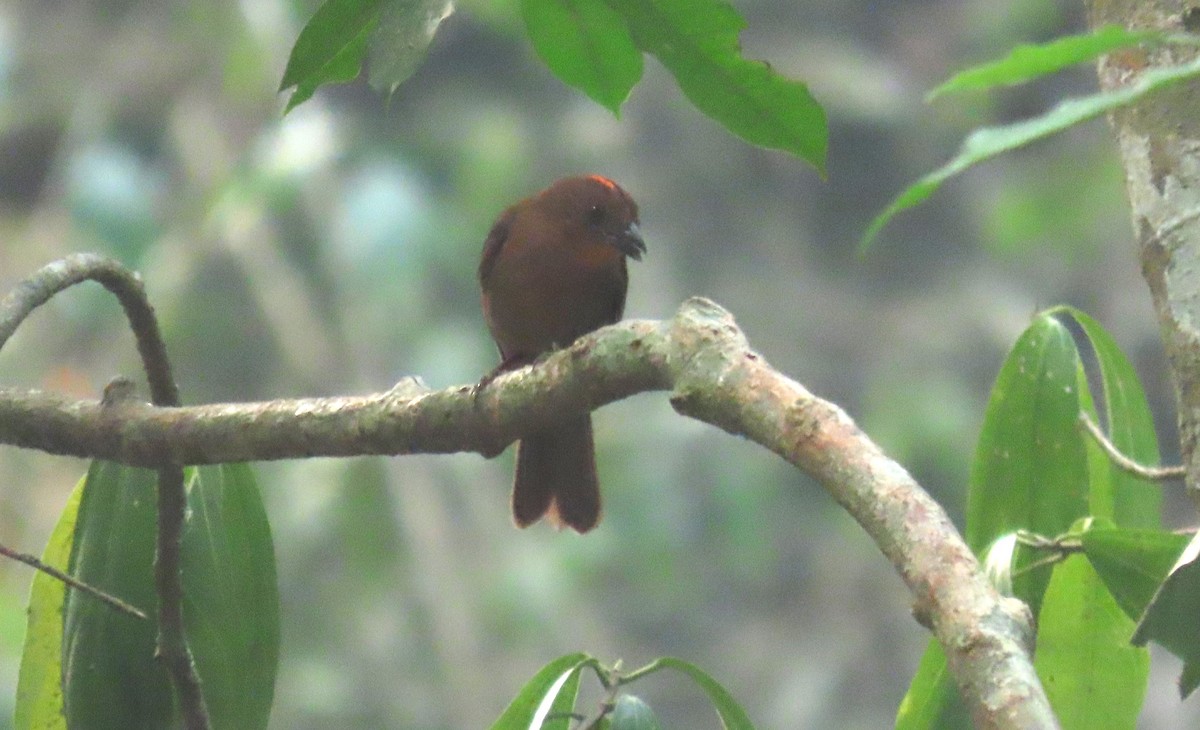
[0,0,1193,727]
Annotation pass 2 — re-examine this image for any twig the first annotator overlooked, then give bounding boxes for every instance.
[0,542,146,619]
[0,255,208,729]
[1078,412,1185,481]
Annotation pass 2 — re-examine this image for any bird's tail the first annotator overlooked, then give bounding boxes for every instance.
[512,415,601,533]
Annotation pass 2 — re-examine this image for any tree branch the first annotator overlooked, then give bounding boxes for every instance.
[0,296,1053,728]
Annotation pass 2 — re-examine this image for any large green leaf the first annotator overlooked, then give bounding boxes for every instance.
[14,477,85,730]
[606,0,826,171]
[864,52,1200,249]
[927,26,1162,99]
[1035,550,1148,728]
[522,0,643,113]
[181,464,280,729]
[61,462,174,730]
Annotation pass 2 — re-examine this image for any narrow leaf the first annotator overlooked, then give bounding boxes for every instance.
[14,477,85,730]
[864,52,1200,250]
[928,26,1162,100]
[181,464,280,730]
[607,0,826,171]
[523,0,643,113]
[965,313,1088,591]
[61,463,174,729]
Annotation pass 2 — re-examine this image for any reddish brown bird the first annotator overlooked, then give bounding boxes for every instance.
[479,175,645,533]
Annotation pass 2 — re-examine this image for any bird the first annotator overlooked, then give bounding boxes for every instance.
[478,175,645,533]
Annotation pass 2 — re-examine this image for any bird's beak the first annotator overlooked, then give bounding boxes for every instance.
[612,221,646,261]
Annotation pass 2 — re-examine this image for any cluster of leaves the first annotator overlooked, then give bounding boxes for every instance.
[279,0,828,172]
[898,308,1197,728]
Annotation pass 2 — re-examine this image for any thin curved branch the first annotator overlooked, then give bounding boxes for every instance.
[0,254,208,729]
[0,296,1053,728]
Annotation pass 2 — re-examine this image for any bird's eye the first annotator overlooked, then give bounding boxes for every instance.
[586,205,606,226]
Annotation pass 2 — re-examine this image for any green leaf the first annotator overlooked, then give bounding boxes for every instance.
[490,652,591,730]
[1131,531,1200,696]
[280,0,384,112]
[542,662,583,730]
[367,0,455,99]
[637,657,755,730]
[181,464,280,730]
[966,313,1088,609]
[1056,307,1162,528]
[894,639,970,730]
[610,695,661,730]
[1081,526,1188,622]
[606,0,826,171]
[863,52,1200,250]
[522,0,643,113]
[1035,553,1148,728]
[62,462,174,730]
[928,26,1162,100]
[14,477,84,730]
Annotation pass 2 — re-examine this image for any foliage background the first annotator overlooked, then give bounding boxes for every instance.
[0,0,1194,726]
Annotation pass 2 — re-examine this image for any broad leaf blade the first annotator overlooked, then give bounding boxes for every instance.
[1035,553,1148,728]
[182,464,280,730]
[607,0,826,171]
[864,53,1200,250]
[491,652,591,730]
[928,26,1162,99]
[14,477,85,730]
[523,0,643,113]
[62,462,174,729]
